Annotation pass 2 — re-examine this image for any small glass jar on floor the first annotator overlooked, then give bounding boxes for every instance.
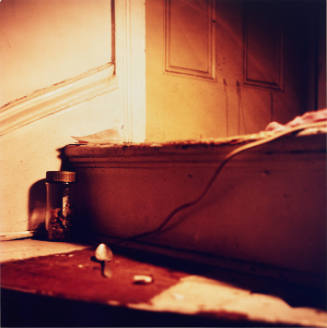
[45,171,76,241]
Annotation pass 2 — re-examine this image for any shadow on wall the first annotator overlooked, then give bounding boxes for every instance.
[28,148,70,238]
[27,147,91,242]
[58,146,74,171]
[28,179,46,237]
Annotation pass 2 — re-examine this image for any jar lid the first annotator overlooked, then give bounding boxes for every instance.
[46,171,76,182]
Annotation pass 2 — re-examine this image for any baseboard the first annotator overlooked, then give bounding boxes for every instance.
[99,235,326,289]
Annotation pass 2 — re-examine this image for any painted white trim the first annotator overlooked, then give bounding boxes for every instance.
[0,231,34,241]
[115,0,146,143]
[0,63,116,136]
[129,0,146,143]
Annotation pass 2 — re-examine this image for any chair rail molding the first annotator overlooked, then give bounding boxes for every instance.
[0,63,116,136]
[0,0,146,141]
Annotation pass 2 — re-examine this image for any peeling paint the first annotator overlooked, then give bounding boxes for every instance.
[126,275,327,327]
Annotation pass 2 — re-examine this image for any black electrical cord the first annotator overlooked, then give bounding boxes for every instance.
[113,122,326,244]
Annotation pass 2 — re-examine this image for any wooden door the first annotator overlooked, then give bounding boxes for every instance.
[146,0,324,142]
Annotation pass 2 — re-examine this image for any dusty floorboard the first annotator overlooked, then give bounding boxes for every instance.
[1,247,327,327]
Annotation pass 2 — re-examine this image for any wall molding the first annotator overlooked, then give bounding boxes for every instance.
[115,0,146,142]
[0,63,116,136]
[0,0,146,141]
[164,0,216,80]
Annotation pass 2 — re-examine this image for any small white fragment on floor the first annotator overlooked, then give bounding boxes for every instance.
[68,254,74,257]
[133,275,153,284]
[172,293,184,300]
[78,264,84,268]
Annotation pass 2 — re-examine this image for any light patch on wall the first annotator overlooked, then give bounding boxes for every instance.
[0,0,112,107]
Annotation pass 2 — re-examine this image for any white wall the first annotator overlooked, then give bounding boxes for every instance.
[0,0,146,237]
[0,0,111,107]
[0,92,123,234]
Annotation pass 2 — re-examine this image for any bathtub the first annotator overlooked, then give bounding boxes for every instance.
[64,131,326,287]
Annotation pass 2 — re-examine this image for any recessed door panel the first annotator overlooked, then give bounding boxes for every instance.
[165,0,215,79]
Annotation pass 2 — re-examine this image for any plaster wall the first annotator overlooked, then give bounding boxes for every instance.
[0,0,146,236]
[0,0,111,107]
[0,93,122,235]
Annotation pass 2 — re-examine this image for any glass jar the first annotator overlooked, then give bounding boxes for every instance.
[45,171,76,241]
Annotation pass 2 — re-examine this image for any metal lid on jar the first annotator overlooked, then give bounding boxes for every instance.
[46,171,76,183]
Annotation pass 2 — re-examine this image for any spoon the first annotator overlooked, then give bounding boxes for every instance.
[95,243,114,278]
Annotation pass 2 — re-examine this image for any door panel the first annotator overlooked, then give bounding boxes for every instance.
[165,0,215,79]
[243,2,284,89]
[146,0,322,142]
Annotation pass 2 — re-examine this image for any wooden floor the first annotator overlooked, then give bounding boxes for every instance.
[1,240,327,327]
